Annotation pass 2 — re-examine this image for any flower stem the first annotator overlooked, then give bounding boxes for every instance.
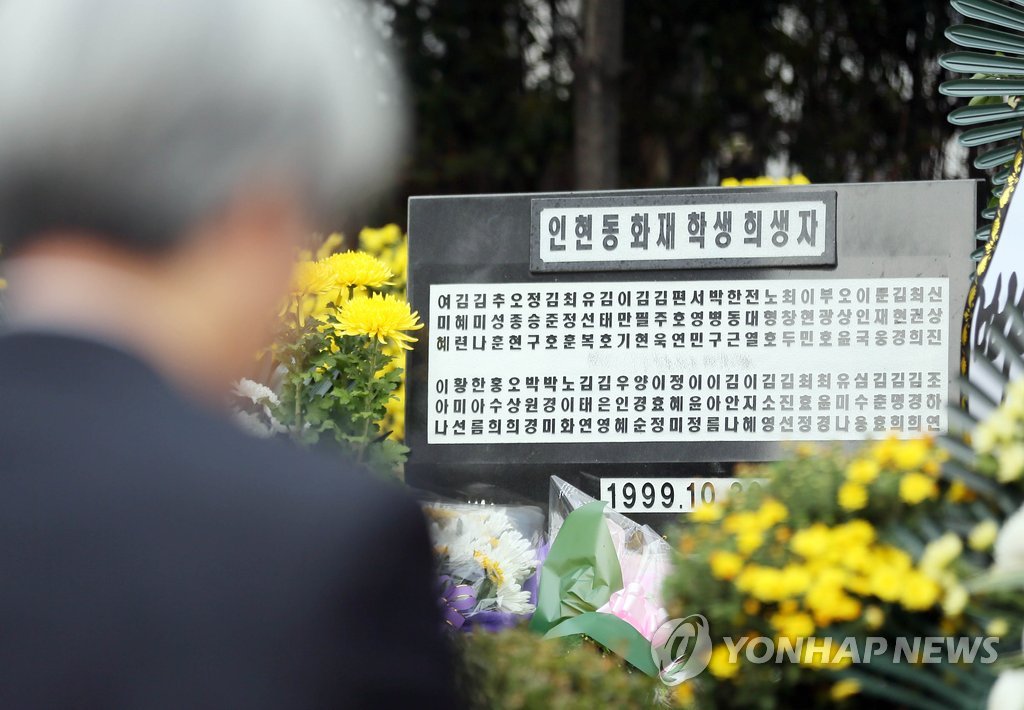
[356,338,381,465]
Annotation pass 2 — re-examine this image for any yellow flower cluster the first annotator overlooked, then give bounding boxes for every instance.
[359,224,408,285]
[697,481,967,671]
[720,174,811,187]
[973,379,1024,482]
[286,228,416,443]
[289,247,398,328]
[837,437,945,512]
[732,519,945,637]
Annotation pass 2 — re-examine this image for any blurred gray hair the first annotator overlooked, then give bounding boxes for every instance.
[0,0,404,252]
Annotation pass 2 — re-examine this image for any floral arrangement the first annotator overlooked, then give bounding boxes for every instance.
[663,424,1024,709]
[230,226,420,473]
[719,174,811,188]
[529,477,673,678]
[427,503,542,630]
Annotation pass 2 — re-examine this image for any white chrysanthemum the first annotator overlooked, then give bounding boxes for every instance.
[233,378,280,406]
[998,442,1024,483]
[989,410,1019,445]
[994,505,1024,572]
[919,532,962,578]
[493,586,535,615]
[447,536,485,580]
[488,530,538,584]
[974,421,997,455]
[988,669,1024,710]
[460,509,514,543]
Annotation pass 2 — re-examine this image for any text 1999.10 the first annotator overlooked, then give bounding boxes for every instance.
[600,477,763,514]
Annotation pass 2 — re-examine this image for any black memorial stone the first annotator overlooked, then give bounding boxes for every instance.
[405,182,975,516]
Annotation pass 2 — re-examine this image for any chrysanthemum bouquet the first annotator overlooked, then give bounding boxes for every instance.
[233,229,421,473]
[426,503,542,631]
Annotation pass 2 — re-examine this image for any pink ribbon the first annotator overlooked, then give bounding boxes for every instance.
[597,581,669,641]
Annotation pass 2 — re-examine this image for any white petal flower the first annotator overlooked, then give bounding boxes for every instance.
[493,586,535,615]
[989,411,1018,444]
[988,670,1024,710]
[994,505,1024,572]
[973,421,997,455]
[233,378,280,406]
[489,530,537,584]
[998,442,1024,483]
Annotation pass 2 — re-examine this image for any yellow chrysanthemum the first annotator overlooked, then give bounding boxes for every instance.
[691,502,722,522]
[736,530,764,555]
[870,437,900,466]
[359,224,403,253]
[864,605,885,630]
[770,611,815,641]
[892,439,931,471]
[708,645,740,679]
[791,523,831,559]
[746,566,788,603]
[846,458,880,484]
[805,580,860,626]
[780,564,812,597]
[709,551,744,580]
[292,260,337,296]
[322,250,393,289]
[899,472,938,505]
[672,682,695,706]
[335,293,423,349]
[391,241,409,280]
[755,499,789,527]
[830,680,861,701]
[947,480,976,503]
[799,639,852,669]
[838,482,868,511]
[832,520,876,547]
[900,572,940,611]
[869,565,904,602]
[315,232,345,260]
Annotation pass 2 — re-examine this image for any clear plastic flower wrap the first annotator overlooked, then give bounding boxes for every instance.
[422,495,545,632]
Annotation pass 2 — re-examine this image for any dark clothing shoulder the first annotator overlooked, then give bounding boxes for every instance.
[0,333,454,708]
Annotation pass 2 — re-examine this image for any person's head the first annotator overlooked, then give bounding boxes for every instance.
[0,0,403,393]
